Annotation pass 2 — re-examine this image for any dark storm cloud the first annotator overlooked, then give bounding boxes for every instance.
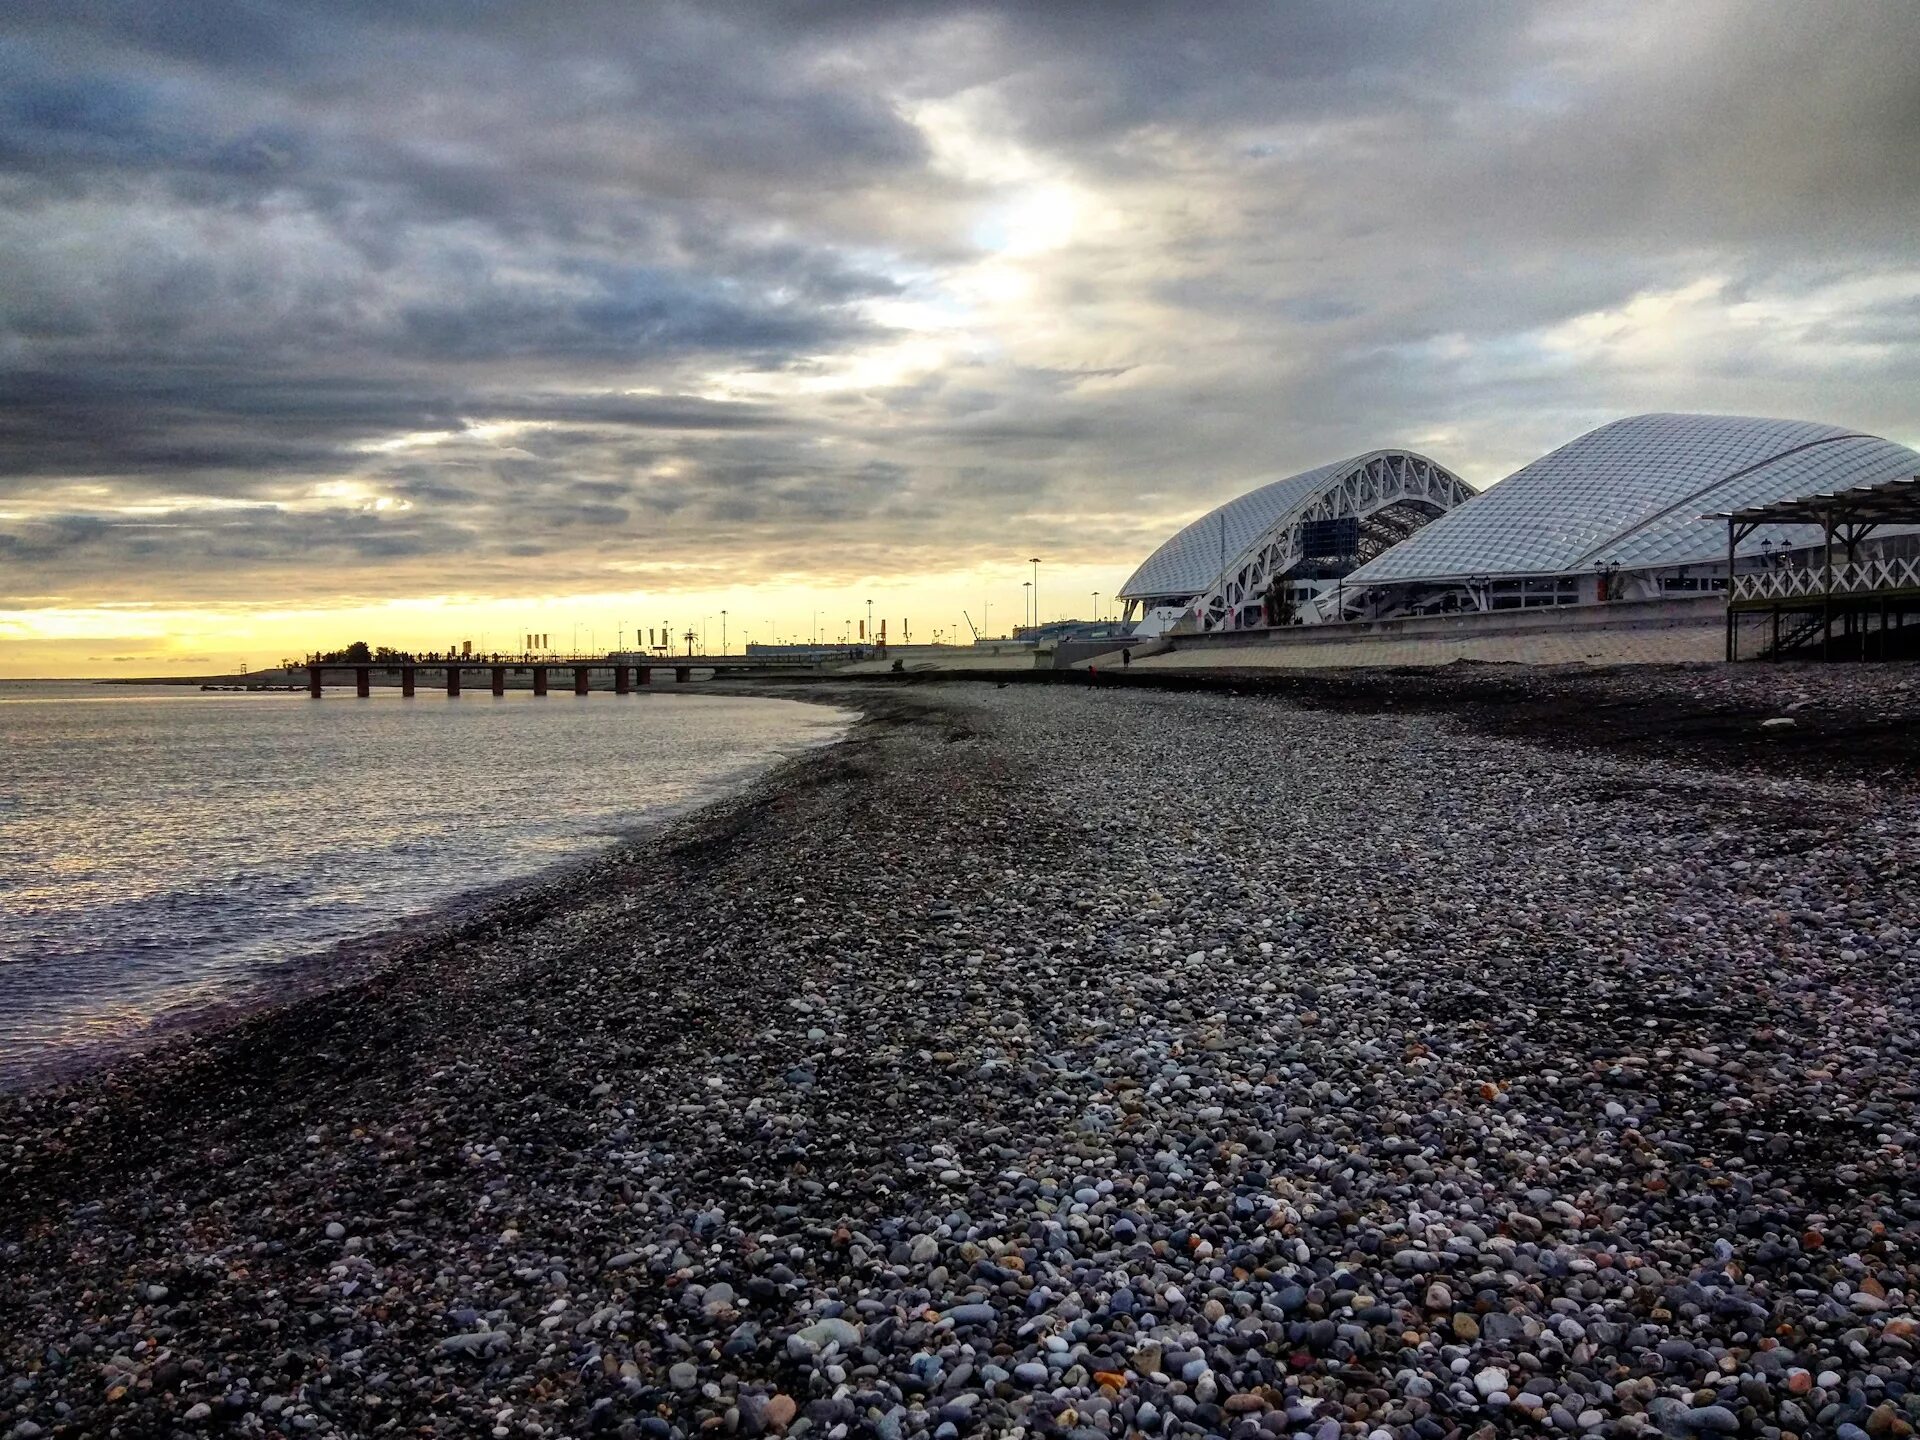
[393,265,853,365]
[0,370,453,486]
[946,2,1532,143]
[2,0,1918,610]
[961,2,1920,259]
[0,435,922,604]
[0,363,789,489]
[1,3,932,225]
[0,507,425,589]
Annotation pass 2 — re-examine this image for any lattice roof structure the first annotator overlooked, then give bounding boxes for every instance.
[1345,414,1920,588]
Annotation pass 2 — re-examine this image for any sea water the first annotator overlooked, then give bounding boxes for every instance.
[0,681,849,1089]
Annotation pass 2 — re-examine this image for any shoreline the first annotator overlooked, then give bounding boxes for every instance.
[2,689,889,1212]
[5,671,1919,1439]
[0,686,856,1098]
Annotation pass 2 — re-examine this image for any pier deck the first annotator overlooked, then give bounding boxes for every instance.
[304,655,821,697]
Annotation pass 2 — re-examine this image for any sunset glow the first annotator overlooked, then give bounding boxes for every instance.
[4,5,1918,674]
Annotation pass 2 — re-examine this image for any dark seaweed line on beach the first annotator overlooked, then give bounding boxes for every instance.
[788,661,1920,788]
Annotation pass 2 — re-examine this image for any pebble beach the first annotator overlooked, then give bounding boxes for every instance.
[5,668,1920,1440]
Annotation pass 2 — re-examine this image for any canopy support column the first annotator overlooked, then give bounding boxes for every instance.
[1725,516,1737,661]
[1822,508,1835,662]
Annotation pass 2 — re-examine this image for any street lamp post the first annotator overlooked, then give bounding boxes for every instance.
[721,609,727,655]
[1029,557,1041,627]
[866,597,873,647]
[1092,591,1100,621]
[1022,581,1032,631]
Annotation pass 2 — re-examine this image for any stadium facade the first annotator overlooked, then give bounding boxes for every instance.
[1117,449,1475,635]
[1120,414,1920,632]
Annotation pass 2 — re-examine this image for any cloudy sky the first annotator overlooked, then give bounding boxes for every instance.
[3,1,1918,673]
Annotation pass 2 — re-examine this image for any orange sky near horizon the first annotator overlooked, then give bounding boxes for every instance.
[8,7,1919,680]
[0,559,1137,678]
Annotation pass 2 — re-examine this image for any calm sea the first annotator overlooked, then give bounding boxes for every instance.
[0,681,850,1090]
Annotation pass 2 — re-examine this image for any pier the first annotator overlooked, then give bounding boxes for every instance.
[304,653,822,697]
[1721,475,1920,661]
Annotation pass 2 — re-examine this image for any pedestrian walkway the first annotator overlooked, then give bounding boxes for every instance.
[1124,621,1724,670]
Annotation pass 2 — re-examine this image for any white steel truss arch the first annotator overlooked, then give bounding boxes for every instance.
[1190,450,1475,630]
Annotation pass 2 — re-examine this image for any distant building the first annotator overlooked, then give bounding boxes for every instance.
[1013,619,1137,646]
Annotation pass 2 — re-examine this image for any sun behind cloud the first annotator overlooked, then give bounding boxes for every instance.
[2,3,1918,674]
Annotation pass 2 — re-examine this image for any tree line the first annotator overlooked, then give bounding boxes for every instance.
[309,642,412,663]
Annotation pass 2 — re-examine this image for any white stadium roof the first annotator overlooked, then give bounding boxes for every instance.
[1120,456,1360,601]
[1345,413,1920,587]
[1119,449,1470,604]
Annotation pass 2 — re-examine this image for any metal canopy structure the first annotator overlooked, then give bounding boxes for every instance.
[1724,476,1920,529]
[1719,474,1920,660]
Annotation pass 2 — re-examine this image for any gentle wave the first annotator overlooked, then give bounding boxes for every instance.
[0,681,849,1089]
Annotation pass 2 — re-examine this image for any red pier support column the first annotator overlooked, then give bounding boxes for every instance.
[446,666,461,698]
[492,666,506,696]
[637,665,651,685]
[614,665,631,694]
[574,666,591,696]
[532,666,548,696]
[308,666,323,698]
[401,666,415,697]
[355,665,371,699]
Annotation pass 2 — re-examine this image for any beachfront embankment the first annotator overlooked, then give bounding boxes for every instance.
[5,669,1920,1439]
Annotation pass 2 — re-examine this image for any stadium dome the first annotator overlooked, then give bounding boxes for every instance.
[1118,449,1474,632]
[1343,413,1920,614]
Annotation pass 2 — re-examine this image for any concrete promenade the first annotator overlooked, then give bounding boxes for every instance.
[1117,595,1725,670]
